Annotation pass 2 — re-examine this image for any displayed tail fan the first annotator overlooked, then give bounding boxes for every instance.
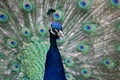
[0,0,120,80]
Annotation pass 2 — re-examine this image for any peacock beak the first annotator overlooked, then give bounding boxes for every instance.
[58,30,64,37]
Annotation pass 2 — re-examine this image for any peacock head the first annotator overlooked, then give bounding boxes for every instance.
[50,22,64,38]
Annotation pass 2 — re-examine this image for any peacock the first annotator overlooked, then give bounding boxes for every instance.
[44,21,66,80]
[0,0,120,80]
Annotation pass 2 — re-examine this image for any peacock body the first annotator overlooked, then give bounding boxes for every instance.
[0,0,120,80]
[44,22,66,80]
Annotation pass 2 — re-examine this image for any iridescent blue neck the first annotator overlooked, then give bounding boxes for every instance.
[50,32,59,47]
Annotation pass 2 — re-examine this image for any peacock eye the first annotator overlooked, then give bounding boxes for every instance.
[53,10,64,21]
[40,29,44,33]
[53,13,60,19]
[111,0,120,5]
[25,4,31,9]
[84,25,91,32]
[105,60,110,65]
[65,73,74,80]
[77,43,90,54]
[85,25,91,31]
[11,63,20,72]
[22,28,30,37]
[7,39,17,48]
[64,57,74,67]
[77,42,90,54]
[24,31,28,34]
[110,0,120,7]
[39,29,45,35]
[0,14,6,19]
[38,25,47,36]
[83,24,96,33]
[103,58,116,69]
[78,0,89,9]
[10,41,16,46]
[11,41,15,45]
[23,3,32,12]
[24,31,29,36]
[0,11,8,22]
[80,1,87,7]
[80,68,92,78]
[40,29,44,32]
[77,0,92,11]
[79,45,84,50]
[20,0,34,12]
